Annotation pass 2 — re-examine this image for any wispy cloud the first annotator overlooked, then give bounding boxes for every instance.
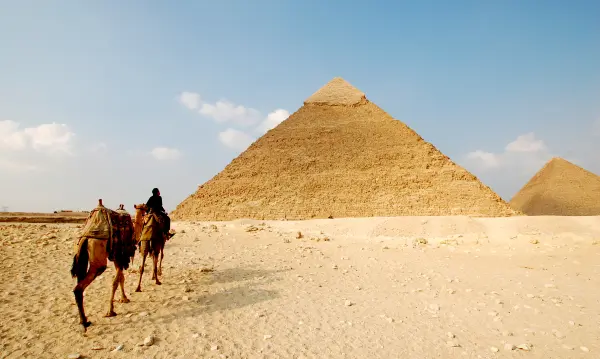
[150,147,182,161]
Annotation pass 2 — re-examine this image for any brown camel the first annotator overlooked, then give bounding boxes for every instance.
[133,205,174,292]
[70,200,136,332]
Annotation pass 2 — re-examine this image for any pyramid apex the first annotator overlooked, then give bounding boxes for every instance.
[304,77,366,105]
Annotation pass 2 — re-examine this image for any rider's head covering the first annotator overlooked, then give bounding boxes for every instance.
[152,188,160,195]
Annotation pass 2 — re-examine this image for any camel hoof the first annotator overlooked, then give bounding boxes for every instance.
[135,287,142,292]
[104,311,117,318]
[155,281,162,286]
[81,321,92,332]
[119,297,130,303]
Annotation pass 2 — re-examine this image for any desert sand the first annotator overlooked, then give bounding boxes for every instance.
[1,216,599,358]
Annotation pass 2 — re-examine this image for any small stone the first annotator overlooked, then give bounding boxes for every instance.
[544,283,555,288]
[446,340,460,347]
[332,264,338,269]
[530,239,539,244]
[144,335,155,346]
[355,286,362,290]
[211,344,219,351]
[192,333,200,338]
[502,330,513,337]
[447,332,455,339]
[139,311,149,317]
[504,343,516,351]
[125,313,133,318]
[488,311,498,317]
[183,287,192,293]
[552,330,565,339]
[580,346,589,352]
[182,296,189,301]
[526,294,535,298]
[68,354,81,359]
[465,289,473,293]
[113,344,124,352]
[447,289,456,294]
[344,300,354,307]
[386,317,394,323]
[490,347,499,353]
[562,344,573,350]
[495,300,504,305]
[569,321,575,326]
[428,304,440,312]
[516,344,530,351]
[263,335,272,340]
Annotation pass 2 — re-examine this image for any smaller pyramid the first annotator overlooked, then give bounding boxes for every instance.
[510,157,600,215]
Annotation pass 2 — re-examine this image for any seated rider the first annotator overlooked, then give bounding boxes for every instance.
[146,188,171,236]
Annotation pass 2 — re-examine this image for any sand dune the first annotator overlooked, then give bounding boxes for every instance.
[1,216,599,358]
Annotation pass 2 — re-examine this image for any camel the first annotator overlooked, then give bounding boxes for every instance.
[133,204,174,292]
[70,200,136,332]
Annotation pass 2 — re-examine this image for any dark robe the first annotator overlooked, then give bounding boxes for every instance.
[146,195,170,234]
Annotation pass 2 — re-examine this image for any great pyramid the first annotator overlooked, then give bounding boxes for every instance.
[172,77,519,221]
[510,157,600,216]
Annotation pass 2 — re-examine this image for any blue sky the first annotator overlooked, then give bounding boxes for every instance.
[1,1,599,212]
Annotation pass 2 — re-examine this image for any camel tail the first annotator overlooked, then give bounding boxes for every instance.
[71,238,89,281]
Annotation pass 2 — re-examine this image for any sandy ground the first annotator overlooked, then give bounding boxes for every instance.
[1,216,599,359]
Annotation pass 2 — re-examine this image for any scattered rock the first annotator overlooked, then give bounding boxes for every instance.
[562,345,574,350]
[447,332,455,339]
[263,335,272,340]
[113,344,124,352]
[296,232,303,239]
[344,300,354,307]
[447,289,456,294]
[210,344,219,351]
[144,335,155,346]
[502,330,513,337]
[490,347,499,353]
[488,311,498,317]
[580,347,589,352]
[139,311,149,317]
[552,330,565,339]
[504,343,516,351]
[446,340,460,348]
[516,344,531,351]
[413,238,428,247]
[530,239,539,244]
[569,321,575,326]
[67,354,81,359]
[182,296,189,301]
[544,283,556,288]
[526,294,535,298]
[332,264,338,269]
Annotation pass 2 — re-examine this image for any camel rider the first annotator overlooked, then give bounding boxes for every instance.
[146,188,171,235]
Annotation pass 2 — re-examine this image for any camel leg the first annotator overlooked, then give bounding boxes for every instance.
[73,265,106,331]
[118,267,130,303]
[153,253,161,285]
[157,248,164,277]
[135,250,148,292]
[105,267,120,317]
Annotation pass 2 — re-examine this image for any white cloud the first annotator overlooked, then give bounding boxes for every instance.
[24,123,75,154]
[504,132,546,153]
[199,100,262,127]
[218,128,255,151]
[178,91,202,110]
[0,120,28,150]
[0,120,75,154]
[465,132,552,173]
[178,91,262,127]
[255,109,290,133]
[466,150,501,169]
[150,147,182,161]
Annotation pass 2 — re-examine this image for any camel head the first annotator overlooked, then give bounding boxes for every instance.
[133,203,148,213]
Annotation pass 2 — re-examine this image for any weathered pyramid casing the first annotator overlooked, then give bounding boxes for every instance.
[172,77,519,221]
[510,157,600,216]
